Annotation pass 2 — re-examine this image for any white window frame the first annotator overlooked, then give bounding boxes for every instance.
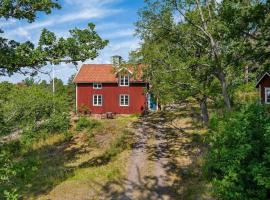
[265,88,270,104]
[93,94,102,106]
[93,83,102,89]
[119,75,129,86]
[119,94,129,107]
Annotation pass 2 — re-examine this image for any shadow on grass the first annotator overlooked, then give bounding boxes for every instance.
[1,135,88,199]
[97,110,212,200]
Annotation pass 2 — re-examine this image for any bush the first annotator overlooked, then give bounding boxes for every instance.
[104,129,133,159]
[1,85,70,141]
[204,103,270,200]
[42,113,70,134]
[76,117,101,131]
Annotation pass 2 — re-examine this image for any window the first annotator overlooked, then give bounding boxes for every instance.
[265,88,270,104]
[119,75,129,86]
[93,95,102,106]
[93,83,102,89]
[120,94,129,106]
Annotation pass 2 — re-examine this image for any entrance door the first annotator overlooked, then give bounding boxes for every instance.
[148,93,157,111]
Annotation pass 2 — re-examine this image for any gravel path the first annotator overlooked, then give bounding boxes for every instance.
[121,126,148,200]
[121,119,173,200]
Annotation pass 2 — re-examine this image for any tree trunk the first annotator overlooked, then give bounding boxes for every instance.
[216,69,232,111]
[199,97,209,125]
[244,65,249,83]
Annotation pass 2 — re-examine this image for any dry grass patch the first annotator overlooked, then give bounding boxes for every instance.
[7,115,138,200]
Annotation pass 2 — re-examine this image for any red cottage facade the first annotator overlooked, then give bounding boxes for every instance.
[256,72,270,104]
[73,63,148,114]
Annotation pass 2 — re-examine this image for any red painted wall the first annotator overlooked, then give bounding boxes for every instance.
[259,76,270,103]
[76,83,147,114]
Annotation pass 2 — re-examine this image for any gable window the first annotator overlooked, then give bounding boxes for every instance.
[93,94,102,106]
[119,94,129,106]
[119,75,129,86]
[265,88,270,104]
[93,83,102,89]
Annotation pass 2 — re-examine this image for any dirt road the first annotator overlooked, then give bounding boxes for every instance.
[101,111,212,200]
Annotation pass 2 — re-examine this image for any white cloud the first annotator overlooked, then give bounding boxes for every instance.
[0,19,17,28]
[16,27,31,40]
[0,0,141,84]
[102,28,134,39]
[65,0,121,7]
[95,22,129,31]
[109,39,139,51]
[8,7,122,39]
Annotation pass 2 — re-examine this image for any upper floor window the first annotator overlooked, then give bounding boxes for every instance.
[93,94,102,106]
[93,83,102,89]
[119,75,129,86]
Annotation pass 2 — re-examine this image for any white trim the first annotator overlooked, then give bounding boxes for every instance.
[115,67,133,75]
[119,94,129,107]
[93,83,102,89]
[72,65,83,83]
[265,87,270,104]
[76,84,78,113]
[256,72,270,87]
[93,94,103,106]
[119,75,129,87]
[259,85,261,103]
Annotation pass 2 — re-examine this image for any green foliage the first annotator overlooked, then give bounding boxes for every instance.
[3,188,19,200]
[76,117,101,132]
[0,0,60,22]
[232,82,259,106]
[0,1,108,76]
[103,129,133,161]
[204,103,270,199]
[0,82,70,141]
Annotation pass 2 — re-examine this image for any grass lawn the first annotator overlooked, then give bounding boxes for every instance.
[1,115,138,200]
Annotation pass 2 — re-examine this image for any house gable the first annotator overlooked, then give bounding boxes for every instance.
[73,64,144,84]
[256,72,270,88]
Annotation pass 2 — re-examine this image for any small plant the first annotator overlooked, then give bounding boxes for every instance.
[78,104,91,115]
[104,129,133,160]
[76,117,101,131]
[4,189,19,200]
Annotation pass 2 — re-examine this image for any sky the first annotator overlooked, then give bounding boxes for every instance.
[0,0,145,84]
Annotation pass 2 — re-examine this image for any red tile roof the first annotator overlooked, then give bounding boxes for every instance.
[73,64,144,83]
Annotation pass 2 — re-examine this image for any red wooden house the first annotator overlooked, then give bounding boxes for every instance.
[256,72,270,104]
[73,57,153,114]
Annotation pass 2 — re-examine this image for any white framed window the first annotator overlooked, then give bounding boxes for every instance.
[265,88,270,104]
[119,75,129,86]
[93,83,102,89]
[93,94,102,106]
[119,94,129,106]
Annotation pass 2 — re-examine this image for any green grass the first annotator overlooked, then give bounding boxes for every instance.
[1,115,138,200]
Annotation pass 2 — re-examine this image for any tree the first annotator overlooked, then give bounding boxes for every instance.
[135,0,261,111]
[205,103,270,199]
[0,1,108,76]
[133,1,223,123]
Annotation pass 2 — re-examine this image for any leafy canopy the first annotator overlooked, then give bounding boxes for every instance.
[205,103,270,200]
[0,0,108,76]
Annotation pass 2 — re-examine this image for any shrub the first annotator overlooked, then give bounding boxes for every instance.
[104,129,133,160]
[43,112,70,134]
[78,104,91,115]
[1,85,70,141]
[76,117,101,131]
[204,103,270,200]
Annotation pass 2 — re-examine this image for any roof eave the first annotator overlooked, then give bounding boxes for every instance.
[256,72,270,88]
[74,81,146,84]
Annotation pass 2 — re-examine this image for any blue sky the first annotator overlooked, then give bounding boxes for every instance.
[0,0,145,84]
